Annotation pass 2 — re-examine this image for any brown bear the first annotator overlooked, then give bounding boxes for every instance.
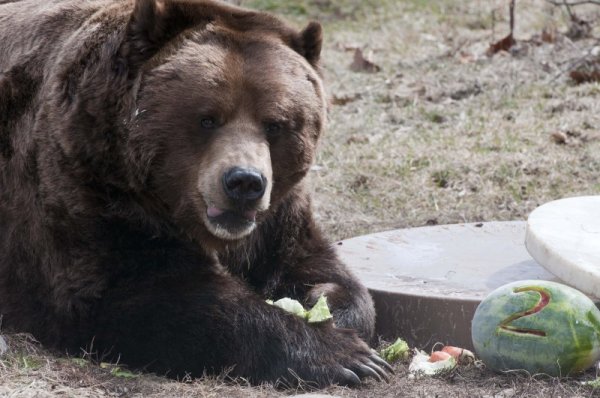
[0,0,392,387]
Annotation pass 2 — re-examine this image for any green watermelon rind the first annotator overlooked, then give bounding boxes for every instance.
[472,280,600,376]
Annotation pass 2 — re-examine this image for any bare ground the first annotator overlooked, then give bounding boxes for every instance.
[2,0,600,396]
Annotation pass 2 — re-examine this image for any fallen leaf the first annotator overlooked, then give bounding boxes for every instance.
[541,27,557,43]
[570,70,600,84]
[487,34,516,56]
[350,49,381,73]
[570,60,600,84]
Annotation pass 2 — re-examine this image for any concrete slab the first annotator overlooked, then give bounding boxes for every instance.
[336,221,562,350]
[526,196,600,297]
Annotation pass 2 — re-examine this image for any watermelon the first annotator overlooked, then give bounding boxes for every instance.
[471,280,600,376]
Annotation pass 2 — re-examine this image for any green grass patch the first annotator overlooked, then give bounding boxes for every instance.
[19,355,43,370]
[431,169,453,188]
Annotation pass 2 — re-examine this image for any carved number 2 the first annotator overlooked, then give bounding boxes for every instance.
[497,286,550,337]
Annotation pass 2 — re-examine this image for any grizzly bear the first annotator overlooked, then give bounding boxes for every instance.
[0,0,392,387]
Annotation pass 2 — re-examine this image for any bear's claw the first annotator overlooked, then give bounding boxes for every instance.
[334,353,393,385]
[370,350,396,373]
[364,358,390,382]
[339,368,362,386]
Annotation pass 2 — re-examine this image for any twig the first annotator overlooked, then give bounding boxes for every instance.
[491,8,496,42]
[509,0,516,36]
[563,0,576,20]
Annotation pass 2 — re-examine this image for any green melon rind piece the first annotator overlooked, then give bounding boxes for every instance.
[270,298,308,318]
[380,338,410,363]
[472,280,600,376]
[267,295,333,324]
[409,349,457,376]
[307,295,333,323]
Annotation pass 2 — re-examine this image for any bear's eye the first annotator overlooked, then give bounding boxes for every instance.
[265,122,282,135]
[200,117,217,130]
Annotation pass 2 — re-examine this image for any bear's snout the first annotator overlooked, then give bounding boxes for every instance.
[197,127,273,241]
[222,167,267,203]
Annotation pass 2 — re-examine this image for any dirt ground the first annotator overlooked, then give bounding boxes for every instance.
[2,0,600,396]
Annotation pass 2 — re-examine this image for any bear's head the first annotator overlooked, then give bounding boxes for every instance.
[120,0,327,244]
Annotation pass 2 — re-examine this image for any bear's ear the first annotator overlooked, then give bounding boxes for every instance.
[298,22,322,67]
[118,0,260,74]
[117,0,323,74]
[118,0,193,73]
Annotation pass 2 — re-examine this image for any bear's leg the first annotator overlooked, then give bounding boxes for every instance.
[92,267,390,386]
[232,194,377,343]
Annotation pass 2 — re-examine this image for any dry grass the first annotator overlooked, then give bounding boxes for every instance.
[304,0,600,240]
[2,0,600,396]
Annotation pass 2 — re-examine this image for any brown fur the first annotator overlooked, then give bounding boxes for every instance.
[0,0,387,387]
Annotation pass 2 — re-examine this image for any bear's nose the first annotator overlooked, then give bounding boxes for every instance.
[222,167,267,202]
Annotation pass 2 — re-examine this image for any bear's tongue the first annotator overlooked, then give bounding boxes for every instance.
[243,210,257,221]
[207,207,257,222]
[207,207,224,218]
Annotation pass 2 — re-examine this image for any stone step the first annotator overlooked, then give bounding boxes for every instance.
[336,221,563,350]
